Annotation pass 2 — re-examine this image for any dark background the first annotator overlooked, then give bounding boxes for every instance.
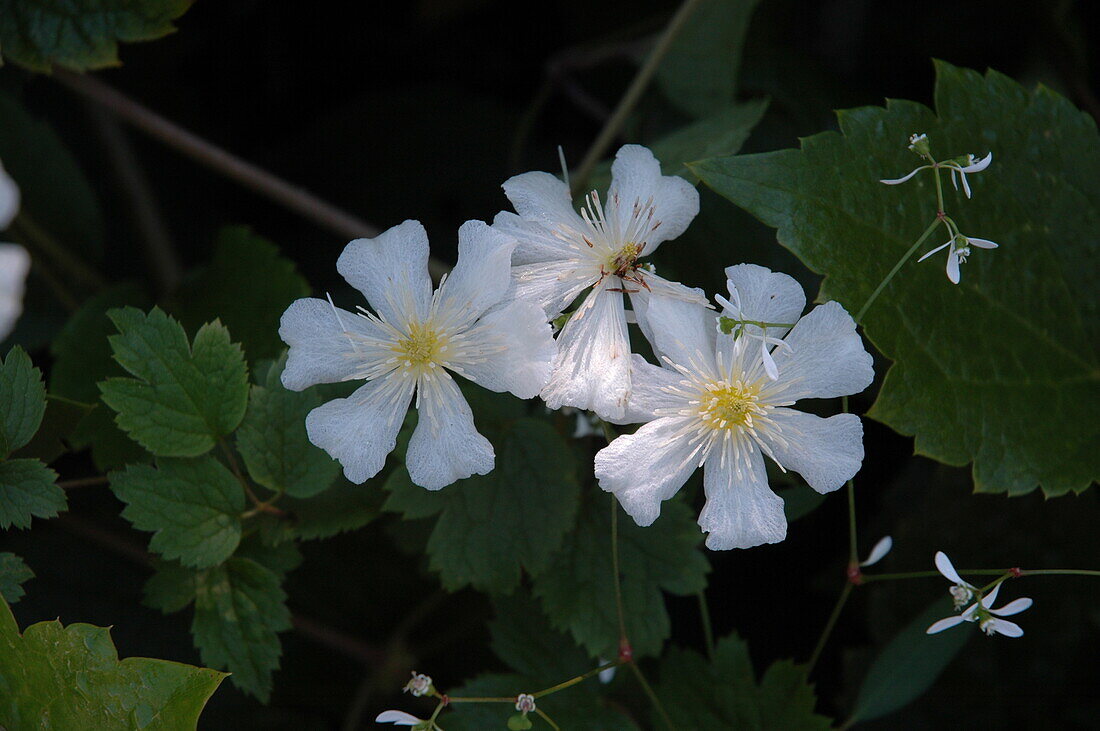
[3,0,1099,727]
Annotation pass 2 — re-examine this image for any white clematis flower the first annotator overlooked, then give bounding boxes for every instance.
[927,552,1033,638]
[917,232,998,284]
[280,220,556,490]
[0,159,28,342]
[493,144,706,420]
[595,265,874,550]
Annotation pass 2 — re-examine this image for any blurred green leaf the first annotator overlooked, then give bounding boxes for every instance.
[0,459,63,529]
[143,559,197,615]
[109,457,244,568]
[656,633,832,729]
[0,346,45,456]
[100,307,249,457]
[384,418,580,594]
[10,396,94,465]
[693,62,1100,496]
[533,498,709,659]
[172,226,311,363]
[849,596,971,724]
[0,595,226,728]
[0,0,193,72]
[191,557,291,702]
[237,353,339,499]
[779,483,826,522]
[0,552,33,603]
[278,478,385,540]
[656,0,762,118]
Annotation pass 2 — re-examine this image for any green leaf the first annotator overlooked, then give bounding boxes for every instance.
[234,534,303,578]
[384,418,580,594]
[849,596,971,724]
[109,457,244,568]
[651,99,770,179]
[10,396,95,465]
[656,634,832,729]
[236,354,340,498]
[0,90,103,257]
[656,0,762,118]
[0,346,46,457]
[0,0,193,72]
[279,478,385,540]
[143,560,197,615]
[171,226,311,363]
[0,459,64,529]
[693,61,1100,495]
[0,552,33,603]
[532,498,709,659]
[191,557,291,702]
[100,307,249,458]
[0,596,226,728]
[779,483,827,522]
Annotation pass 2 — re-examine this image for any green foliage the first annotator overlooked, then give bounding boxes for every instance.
[100,307,249,457]
[0,459,64,529]
[278,478,384,540]
[191,557,292,702]
[109,457,244,568]
[0,0,193,72]
[693,61,1100,496]
[532,498,709,659]
[172,227,311,363]
[0,346,46,456]
[143,560,198,615]
[0,595,225,728]
[849,596,971,724]
[384,418,580,594]
[0,552,33,603]
[779,483,826,522]
[656,634,832,729]
[237,353,340,499]
[656,0,762,118]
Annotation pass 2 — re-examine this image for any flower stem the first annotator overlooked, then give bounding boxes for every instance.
[855,217,941,324]
[535,708,562,730]
[533,660,623,699]
[571,0,704,195]
[697,591,716,662]
[628,661,675,731]
[806,582,852,675]
[1021,569,1100,577]
[860,568,1100,583]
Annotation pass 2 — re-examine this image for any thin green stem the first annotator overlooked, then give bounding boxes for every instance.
[533,660,623,699]
[846,480,858,564]
[1021,569,1100,577]
[696,591,715,662]
[610,496,628,646]
[806,582,852,675]
[933,164,945,213]
[628,662,675,730]
[862,568,1100,583]
[535,707,562,731]
[855,217,941,324]
[571,0,704,194]
[445,696,515,704]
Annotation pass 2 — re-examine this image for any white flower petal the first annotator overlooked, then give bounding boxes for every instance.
[492,212,576,265]
[926,615,966,634]
[917,239,953,262]
[959,152,992,173]
[946,248,961,284]
[934,551,966,586]
[605,354,687,425]
[541,282,633,420]
[980,581,1002,609]
[960,170,972,198]
[337,220,433,327]
[990,597,1033,617]
[437,220,516,324]
[760,409,863,494]
[628,273,709,355]
[376,709,423,725]
[641,295,717,376]
[722,263,806,340]
[987,618,1024,637]
[967,236,998,249]
[595,416,701,526]
[879,166,928,185]
[606,145,699,255]
[761,341,779,381]
[279,297,389,391]
[0,244,30,341]
[0,161,20,230]
[769,301,874,402]
[501,170,585,229]
[860,535,894,567]
[306,375,414,484]
[406,373,494,490]
[699,445,786,550]
[457,298,555,399]
[509,259,593,317]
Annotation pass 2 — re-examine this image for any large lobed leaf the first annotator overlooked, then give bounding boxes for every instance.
[100,307,249,458]
[0,0,193,72]
[0,596,225,728]
[693,61,1100,496]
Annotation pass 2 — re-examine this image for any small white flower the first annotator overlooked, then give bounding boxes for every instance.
[515,693,536,713]
[597,658,617,684]
[493,144,707,421]
[927,552,1033,638]
[376,710,435,728]
[860,535,893,567]
[881,147,992,199]
[917,232,998,284]
[714,266,802,381]
[280,220,556,490]
[403,671,433,697]
[595,264,874,550]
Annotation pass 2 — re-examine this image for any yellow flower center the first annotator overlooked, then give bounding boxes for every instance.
[608,242,642,276]
[699,380,765,430]
[393,321,446,374]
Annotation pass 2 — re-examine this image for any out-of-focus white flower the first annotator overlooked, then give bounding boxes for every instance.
[515,694,536,713]
[595,265,874,550]
[917,232,998,284]
[403,671,434,697]
[280,220,555,490]
[493,144,706,420]
[860,536,893,567]
[0,245,30,342]
[927,552,1033,638]
[0,158,19,230]
[597,658,617,684]
[375,710,436,729]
